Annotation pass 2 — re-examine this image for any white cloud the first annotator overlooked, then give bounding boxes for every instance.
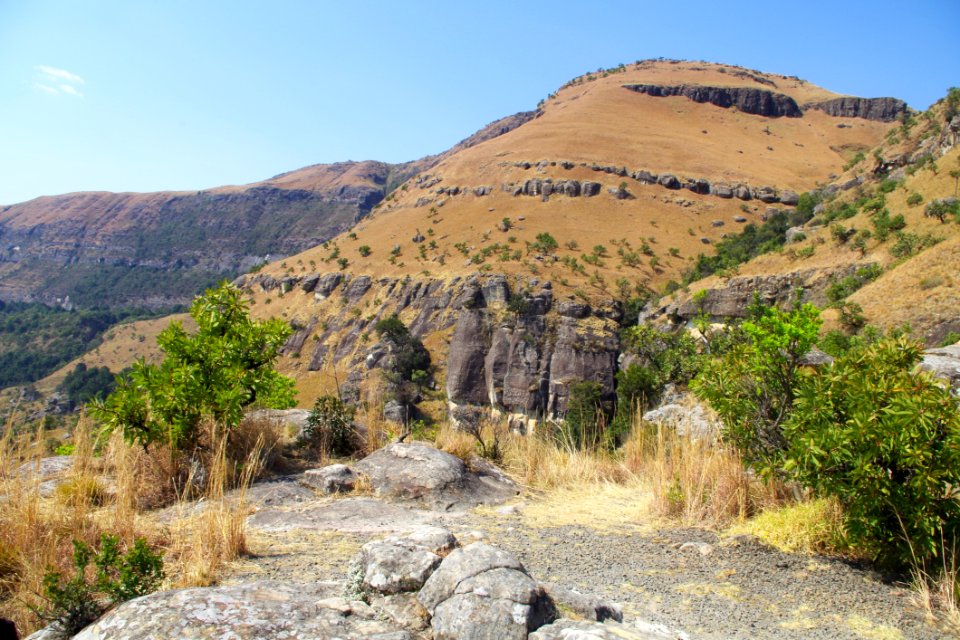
[33,83,59,96]
[33,65,85,97]
[36,65,84,85]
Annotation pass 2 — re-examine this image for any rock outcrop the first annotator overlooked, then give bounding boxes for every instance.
[418,542,556,640]
[920,343,960,393]
[623,84,802,118]
[352,442,517,510]
[66,582,411,640]
[805,97,909,122]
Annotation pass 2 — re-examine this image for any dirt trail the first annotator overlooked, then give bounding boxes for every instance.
[221,477,947,640]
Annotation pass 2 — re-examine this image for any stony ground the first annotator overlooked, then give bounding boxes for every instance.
[220,476,948,640]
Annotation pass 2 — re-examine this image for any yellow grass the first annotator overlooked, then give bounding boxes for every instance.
[0,411,273,635]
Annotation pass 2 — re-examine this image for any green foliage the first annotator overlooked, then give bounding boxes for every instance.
[530,232,559,254]
[939,331,960,347]
[906,192,923,206]
[784,338,960,568]
[358,245,372,257]
[825,264,884,306]
[35,534,164,634]
[683,203,814,284]
[924,198,960,223]
[299,395,356,457]
[842,151,865,171]
[90,283,295,450]
[692,298,821,474]
[870,208,906,241]
[373,314,431,383]
[889,231,941,259]
[0,302,168,387]
[561,380,608,450]
[59,363,118,410]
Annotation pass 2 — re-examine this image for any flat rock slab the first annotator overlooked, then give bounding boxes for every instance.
[354,442,518,511]
[247,497,452,534]
[71,581,415,640]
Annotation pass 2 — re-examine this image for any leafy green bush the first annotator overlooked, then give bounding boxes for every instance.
[871,208,906,241]
[59,363,118,410]
[530,232,559,255]
[691,298,821,474]
[784,338,960,568]
[299,395,356,457]
[90,283,295,451]
[373,314,431,383]
[35,535,164,635]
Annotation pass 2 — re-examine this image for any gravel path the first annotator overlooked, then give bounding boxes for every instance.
[222,480,948,640]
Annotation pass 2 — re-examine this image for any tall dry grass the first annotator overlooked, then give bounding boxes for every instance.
[622,423,784,527]
[0,413,271,635]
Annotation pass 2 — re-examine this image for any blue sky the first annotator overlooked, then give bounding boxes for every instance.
[1,1,957,205]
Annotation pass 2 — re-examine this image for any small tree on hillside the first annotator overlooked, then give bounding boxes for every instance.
[90,283,296,451]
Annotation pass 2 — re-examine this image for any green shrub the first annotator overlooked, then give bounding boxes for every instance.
[35,535,164,635]
[90,283,295,451]
[530,232,559,254]
[299,395,356,456]
[784,338,960,568]
[691,297,821,475]
[358,245,372,257]
[906,193,923,206]
[373,314,431,383]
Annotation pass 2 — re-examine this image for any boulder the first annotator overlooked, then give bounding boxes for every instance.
[581,181,601,197]
[634,170,658,184]
[300,273,321,292]
[302,464,359,494]
[69,582,411,640]
[561,180,581,197]
[353,442,516,510]
[418,542,556,640]
[383,400,409,424]
[246,408,311,438]
[733,185,752,200]
[785,226,807,243]
[711,183,733,198]
[920,344,960,393]
[658,174,680,189]
[780,189,800,206]
[358,541,443,596]
[314,273,344,299]
[642,398,720,439]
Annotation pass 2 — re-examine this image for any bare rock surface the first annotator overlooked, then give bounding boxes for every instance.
[353,442,518,511]
[70,582,414,640]
[418,542,556,640]
[920,343,960,392]
[530,619,674,640]
[247,496,448,534]
[302,464,359,494]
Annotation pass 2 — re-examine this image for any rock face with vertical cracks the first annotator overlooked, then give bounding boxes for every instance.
[805,97,909,122]
[623,84,803,118]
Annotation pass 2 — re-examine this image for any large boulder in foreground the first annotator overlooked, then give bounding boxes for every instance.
[70,582,411,640]
[418,542,556,640]
[354,442,517,510]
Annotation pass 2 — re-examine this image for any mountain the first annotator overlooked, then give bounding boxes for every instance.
[0,111,535,309]
[24,60,960,425]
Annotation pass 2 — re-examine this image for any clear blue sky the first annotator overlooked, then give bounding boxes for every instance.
[1,0,957,205]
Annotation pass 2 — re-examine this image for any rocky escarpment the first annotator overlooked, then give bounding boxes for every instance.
[805,97,909,122]
[623,84,803,118]
[242,272,622,425]
[647,263,876,324]
[415,160,802,207]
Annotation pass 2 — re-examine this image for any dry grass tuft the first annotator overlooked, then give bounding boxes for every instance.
[621,423,774,527]
[725,496,851,555]
[500,430,629,490]
[167,436,263,588]
[910,543,960,635]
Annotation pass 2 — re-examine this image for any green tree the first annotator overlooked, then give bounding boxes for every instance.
[692,297,821,474]
[90,283,295,450]
[784,338,960,568]
[373,314,430,383]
